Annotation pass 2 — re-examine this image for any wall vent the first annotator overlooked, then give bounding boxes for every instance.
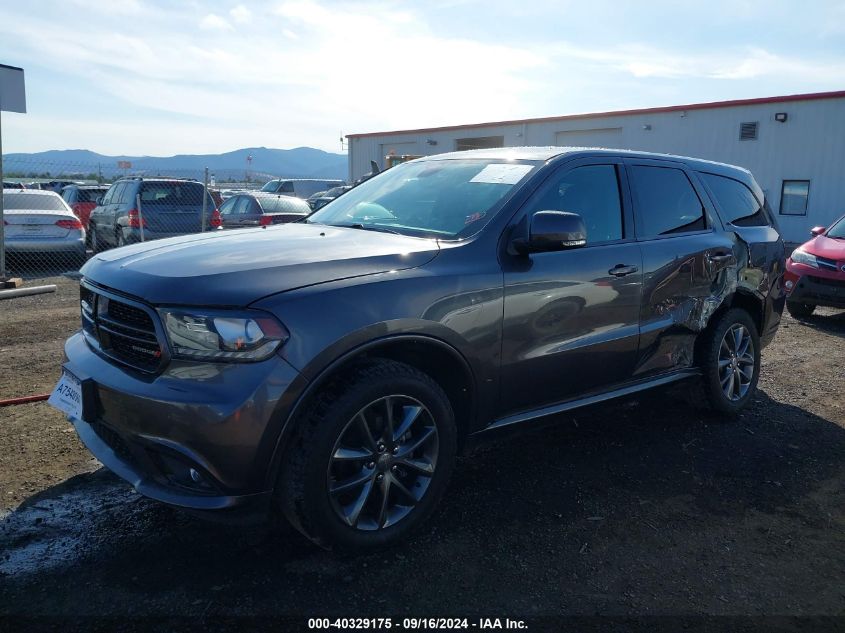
[739,122,758,141]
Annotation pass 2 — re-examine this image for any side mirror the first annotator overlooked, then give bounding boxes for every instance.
[95,196,104,206]
[513,211,587,255]
[811,226,826,237]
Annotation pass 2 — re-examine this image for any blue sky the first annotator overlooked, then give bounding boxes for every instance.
[1,0,844,156]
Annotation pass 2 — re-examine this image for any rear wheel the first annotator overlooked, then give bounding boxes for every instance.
[90,225,101,254]
[787,301,815,318]
[278,359,457,551]
[690,308,761,416]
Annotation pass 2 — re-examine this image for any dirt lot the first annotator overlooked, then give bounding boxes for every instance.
[1,274,844,625]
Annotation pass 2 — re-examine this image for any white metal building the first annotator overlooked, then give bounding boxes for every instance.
[347,90,845,243]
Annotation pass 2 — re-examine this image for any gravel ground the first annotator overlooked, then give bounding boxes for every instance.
[1,274,844,626]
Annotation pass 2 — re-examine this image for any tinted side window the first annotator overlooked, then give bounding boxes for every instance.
[279,181,295,194]
[219,197,239,215]
[107,183,126,205]
[631,166,706,238]
[524,164,623,244]
[701,173,768,227]
[245,198,261,214]
[120,183,137,204]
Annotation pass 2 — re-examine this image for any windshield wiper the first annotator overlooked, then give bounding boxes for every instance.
[334,223,402,235]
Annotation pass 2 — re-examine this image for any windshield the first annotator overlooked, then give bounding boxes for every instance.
[827,216,845,239]
[261,180,281,192]
[307,159,536,239]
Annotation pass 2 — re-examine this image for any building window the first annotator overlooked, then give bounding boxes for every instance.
[455,136,504,151]
[779,180,810,216]
[739,122,758,141]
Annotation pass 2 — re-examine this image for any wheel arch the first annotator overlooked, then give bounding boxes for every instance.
[695,288,764,365]
[264,334,477,490]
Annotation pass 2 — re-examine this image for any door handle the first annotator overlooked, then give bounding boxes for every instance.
[707,252,734,263]
[608,264,639,277]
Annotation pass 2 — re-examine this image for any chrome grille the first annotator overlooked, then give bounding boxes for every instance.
[816,256,839,272]
[80,284,164,372]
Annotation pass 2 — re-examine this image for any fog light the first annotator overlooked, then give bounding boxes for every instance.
[785,280,794,290]
[189,468,203,483]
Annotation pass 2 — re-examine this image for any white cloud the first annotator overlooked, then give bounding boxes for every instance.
[230,4,252,24]
[199,14,232,31]
[1,0,844,155]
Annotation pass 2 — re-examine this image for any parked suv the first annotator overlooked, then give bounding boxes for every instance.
[261,178,344,198]
[52,148,784,550]
[87,178,216,252]
[783,213,845,317]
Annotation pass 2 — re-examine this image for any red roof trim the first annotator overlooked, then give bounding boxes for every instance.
[346,90,845,139]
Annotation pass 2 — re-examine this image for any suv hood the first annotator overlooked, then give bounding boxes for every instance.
[81,223,440,305]
[802,234,845,261]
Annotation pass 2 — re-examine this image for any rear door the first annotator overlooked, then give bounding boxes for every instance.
[499,157,643,414]
[219,195,244,229]
[625,158,736,378]
[94,182,125,246]
[239,197,263,226]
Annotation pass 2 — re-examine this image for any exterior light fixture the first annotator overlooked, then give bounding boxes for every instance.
[775,112,788,123]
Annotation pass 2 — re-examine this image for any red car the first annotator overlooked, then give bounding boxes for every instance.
[61,184,109,229]
[784,214,845,317]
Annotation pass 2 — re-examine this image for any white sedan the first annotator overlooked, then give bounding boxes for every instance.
[3,189,87,266]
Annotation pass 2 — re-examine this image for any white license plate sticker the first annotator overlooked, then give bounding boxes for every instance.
[48,370,83,420]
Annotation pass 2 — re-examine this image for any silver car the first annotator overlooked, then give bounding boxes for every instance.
[3,190,86,265]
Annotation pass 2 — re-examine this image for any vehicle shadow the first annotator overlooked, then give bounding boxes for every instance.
[2,388,844,617]
[789,309,845,338]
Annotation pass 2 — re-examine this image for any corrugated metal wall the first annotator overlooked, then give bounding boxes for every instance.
[348,97,845,243]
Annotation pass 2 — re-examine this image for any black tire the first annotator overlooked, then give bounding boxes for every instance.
[89,225,100,254]
[689,308,761,416]
[787,301,815,318]
[278,359,457,551]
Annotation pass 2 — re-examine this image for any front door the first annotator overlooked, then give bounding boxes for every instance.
[499,158,643,415]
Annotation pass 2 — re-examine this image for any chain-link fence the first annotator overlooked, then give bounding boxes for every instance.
[0,158,299,280]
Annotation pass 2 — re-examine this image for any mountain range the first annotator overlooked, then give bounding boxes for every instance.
[2,147,349,182]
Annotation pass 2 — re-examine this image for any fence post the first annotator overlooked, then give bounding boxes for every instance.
[136,193,145,242]
[0,110,6,281]
[201,167,208,232]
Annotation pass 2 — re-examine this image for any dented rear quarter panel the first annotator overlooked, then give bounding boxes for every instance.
[633,166,784,378]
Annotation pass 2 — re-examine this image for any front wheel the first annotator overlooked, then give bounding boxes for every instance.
[278,359,457,551]
[692,308,761,415]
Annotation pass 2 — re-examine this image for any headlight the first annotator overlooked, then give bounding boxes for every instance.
[159,308,289,362]
[790,248,818,269]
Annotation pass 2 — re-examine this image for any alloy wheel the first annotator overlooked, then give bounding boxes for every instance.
[718,324,755,401]
[327,395,439,531]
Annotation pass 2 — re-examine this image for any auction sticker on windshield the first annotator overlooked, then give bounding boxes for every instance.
[469,163,533,185]
[48,369,83,420]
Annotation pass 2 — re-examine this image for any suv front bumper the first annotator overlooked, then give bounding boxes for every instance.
[63,332,302,512]
[785,271,845,308]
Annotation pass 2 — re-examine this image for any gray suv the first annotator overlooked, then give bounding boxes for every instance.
[55,148,785,550]
[88,178,216,252]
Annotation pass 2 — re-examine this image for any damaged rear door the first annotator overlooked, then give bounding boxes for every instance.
[625,158,737,377]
